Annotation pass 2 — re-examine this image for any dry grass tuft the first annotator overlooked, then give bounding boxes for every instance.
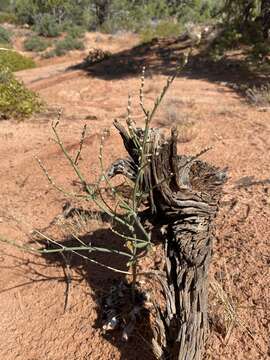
[157,97,197,142]
[246,84,270,107]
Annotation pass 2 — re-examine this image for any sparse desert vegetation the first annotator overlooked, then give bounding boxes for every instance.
[0,1,269,360]
[0,49,36,71]
[0,25,12,46]
[23,35,51,52]
[246,84,270,107]
[0,68,42,119]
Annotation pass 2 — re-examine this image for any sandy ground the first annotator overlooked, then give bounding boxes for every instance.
[0,32,269,360]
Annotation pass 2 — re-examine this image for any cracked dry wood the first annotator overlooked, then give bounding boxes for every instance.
[108,122,227,360]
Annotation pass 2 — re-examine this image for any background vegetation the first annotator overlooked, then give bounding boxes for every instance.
[0,1,269,59]
[0,25,12,46]
[0,1,269,118]
[1,1,225,35]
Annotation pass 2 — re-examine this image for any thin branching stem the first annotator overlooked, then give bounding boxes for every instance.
[36,157,86,199]
[34,230,132,275]
[50,121,133,231]
[74,124,87,165]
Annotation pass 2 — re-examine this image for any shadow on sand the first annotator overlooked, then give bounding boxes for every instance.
[33,211,157,360]
[69,36,270,99]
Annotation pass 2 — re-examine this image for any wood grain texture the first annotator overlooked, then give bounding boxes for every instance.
[108,123,227,359]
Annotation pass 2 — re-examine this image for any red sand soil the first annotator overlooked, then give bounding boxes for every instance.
[0,32,269,360]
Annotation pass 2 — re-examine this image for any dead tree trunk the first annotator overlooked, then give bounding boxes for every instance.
[109,123,227,359]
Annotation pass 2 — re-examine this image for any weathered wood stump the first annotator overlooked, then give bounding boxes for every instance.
[109,122,227,359]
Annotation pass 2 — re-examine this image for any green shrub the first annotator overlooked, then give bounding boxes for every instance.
[239,21,264,45]
[140,20,181,43]
[24,35,51,52]
[0,0,12,12]
[0,25,12,44]
[11,0,223,35]
[34,14,61,37]
[209,25,243,59]
[0,50,36,71]
[100,0,222,34]
[0,67,42,119]
[13,0,95,29]
[42,35,85,58]
[100,0,171,33]
[55,35,85,55]
[249,42,270,62]
[0,11,17,24]
[65,25,85,39]
[13,0,38,25]
[174,0,222,25]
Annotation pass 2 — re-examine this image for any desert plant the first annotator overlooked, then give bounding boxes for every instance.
[65,25,85,39]
[174,0,224,24]
[42,35,85,58]
[54,35,85,55]
[13,0,38,25]
[0,67,42,119]
[209,25,243,58]
[0,55,227,359]
[34,13,62,37]
[100,0,171,33]
[249,41,270,62]
[35,65,168,281]
[246,83,270,106]
[10,0,224,35]
[0,25,12,44]
[0,49,36,71]
[22,63,189,328]
[158,98,197,142]
[140,19,181,43]
[24,35,51,52]
[13,0,95,29]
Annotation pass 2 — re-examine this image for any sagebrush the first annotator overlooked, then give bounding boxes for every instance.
[24,35,51,52]
[0,25,12,45]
